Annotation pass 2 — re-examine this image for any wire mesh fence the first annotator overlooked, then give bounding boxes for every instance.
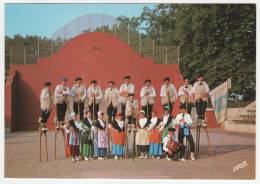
[7,22,179,65]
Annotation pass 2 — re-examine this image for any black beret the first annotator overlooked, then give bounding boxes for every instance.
[44,81,52,86]
[60,76,68,81]
[144,79,151,83]
[91,80,97,84]
[123,75,131,79]
[75,77,82,81]
[108,80,115,84]
[179,104,187,109]
[168,127,176,132]
[163,77,170,81]
[128,93,135,97]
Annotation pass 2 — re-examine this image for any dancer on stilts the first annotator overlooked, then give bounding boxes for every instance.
[54,76,71,159]
[160,77,177,115]
[87,80,102,120]
[125,93,138,158]
[192,74,210,155]
[39,81,52,162]
[119,75,135,120]
[178,78,193,114]
[140,79,156,119]
[71,77,87,120]
[105,80,120,123]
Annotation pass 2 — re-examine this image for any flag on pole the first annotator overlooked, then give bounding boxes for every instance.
[209,79,231,124]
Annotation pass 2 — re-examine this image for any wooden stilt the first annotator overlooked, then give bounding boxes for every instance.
[40,132,42,162]
[195,119,213,157]
[45,133,48,161]
[39,130,48,162]
[55,130,57,159]
[203,127,213,156]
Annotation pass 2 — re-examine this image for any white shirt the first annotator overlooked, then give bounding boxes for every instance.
[160,84,177,98]
[98,119,105,128]
[147,117,159,131]
[119,83,135,94]
[178,84,193,97]
[87,85,102,100]
[71,84,87,101]
[138,118,148,129]
[54,84,71,97]
[115,119,124,130]
[174,113,192,127]
[40,87,50,101]
[104,87,120,101]
[163,135,178,152]
[162,114,170,126]
[192,81,210,94]
[140,86,156,98]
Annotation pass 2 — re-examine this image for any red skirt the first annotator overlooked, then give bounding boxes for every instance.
[113,129,125,145]
[149,128,162,143]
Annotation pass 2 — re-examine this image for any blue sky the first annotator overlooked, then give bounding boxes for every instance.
[5,3,155,38]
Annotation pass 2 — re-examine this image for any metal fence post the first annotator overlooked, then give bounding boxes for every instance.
[166,46,168,64]
[139,34,142,56]
[127,25,130,45]
[153,40,155,59]
[23,46,26,64]
[114,25,117,36]
[77,17,79,35]
[9,46,12,65]
[51,40,53,56]
[38,36,40,63]
[177,46,180,65]
[102,14,105,32]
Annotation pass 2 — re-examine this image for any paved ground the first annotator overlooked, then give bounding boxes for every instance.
[5,129,255,179]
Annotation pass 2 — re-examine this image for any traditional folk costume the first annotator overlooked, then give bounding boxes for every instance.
[79,117,94,160]
[65,119,80,162]
[91,122,99,158]
[71,78,87,120]
[160,110,174,144]
[160,80,178,114]
[140,83,156,118]
[125,97,138,126]
[54,78,71,126]
[39,82,53,130]
[87,81,102,120]
[105,86,120,123]
[111,119,125,158]
[147,117,163,158]
[178,84,193,114]
[136,113,150,159]
[192,80,209,126]
[119,82,135,120]
[94,117,109,159]
[174,109,195,160]
[162,128,184,161]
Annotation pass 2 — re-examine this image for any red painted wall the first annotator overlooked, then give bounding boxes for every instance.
[5,32,217,131]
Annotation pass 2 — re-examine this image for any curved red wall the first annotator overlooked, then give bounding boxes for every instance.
[5,32,217,131]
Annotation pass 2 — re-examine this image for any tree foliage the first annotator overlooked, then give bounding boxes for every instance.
[139,4,256,101]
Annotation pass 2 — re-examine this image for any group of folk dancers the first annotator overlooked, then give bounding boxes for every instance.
[39,75,210,162]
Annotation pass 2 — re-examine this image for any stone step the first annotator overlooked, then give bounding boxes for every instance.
[232,119,255,125]
[239,114,256,119]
